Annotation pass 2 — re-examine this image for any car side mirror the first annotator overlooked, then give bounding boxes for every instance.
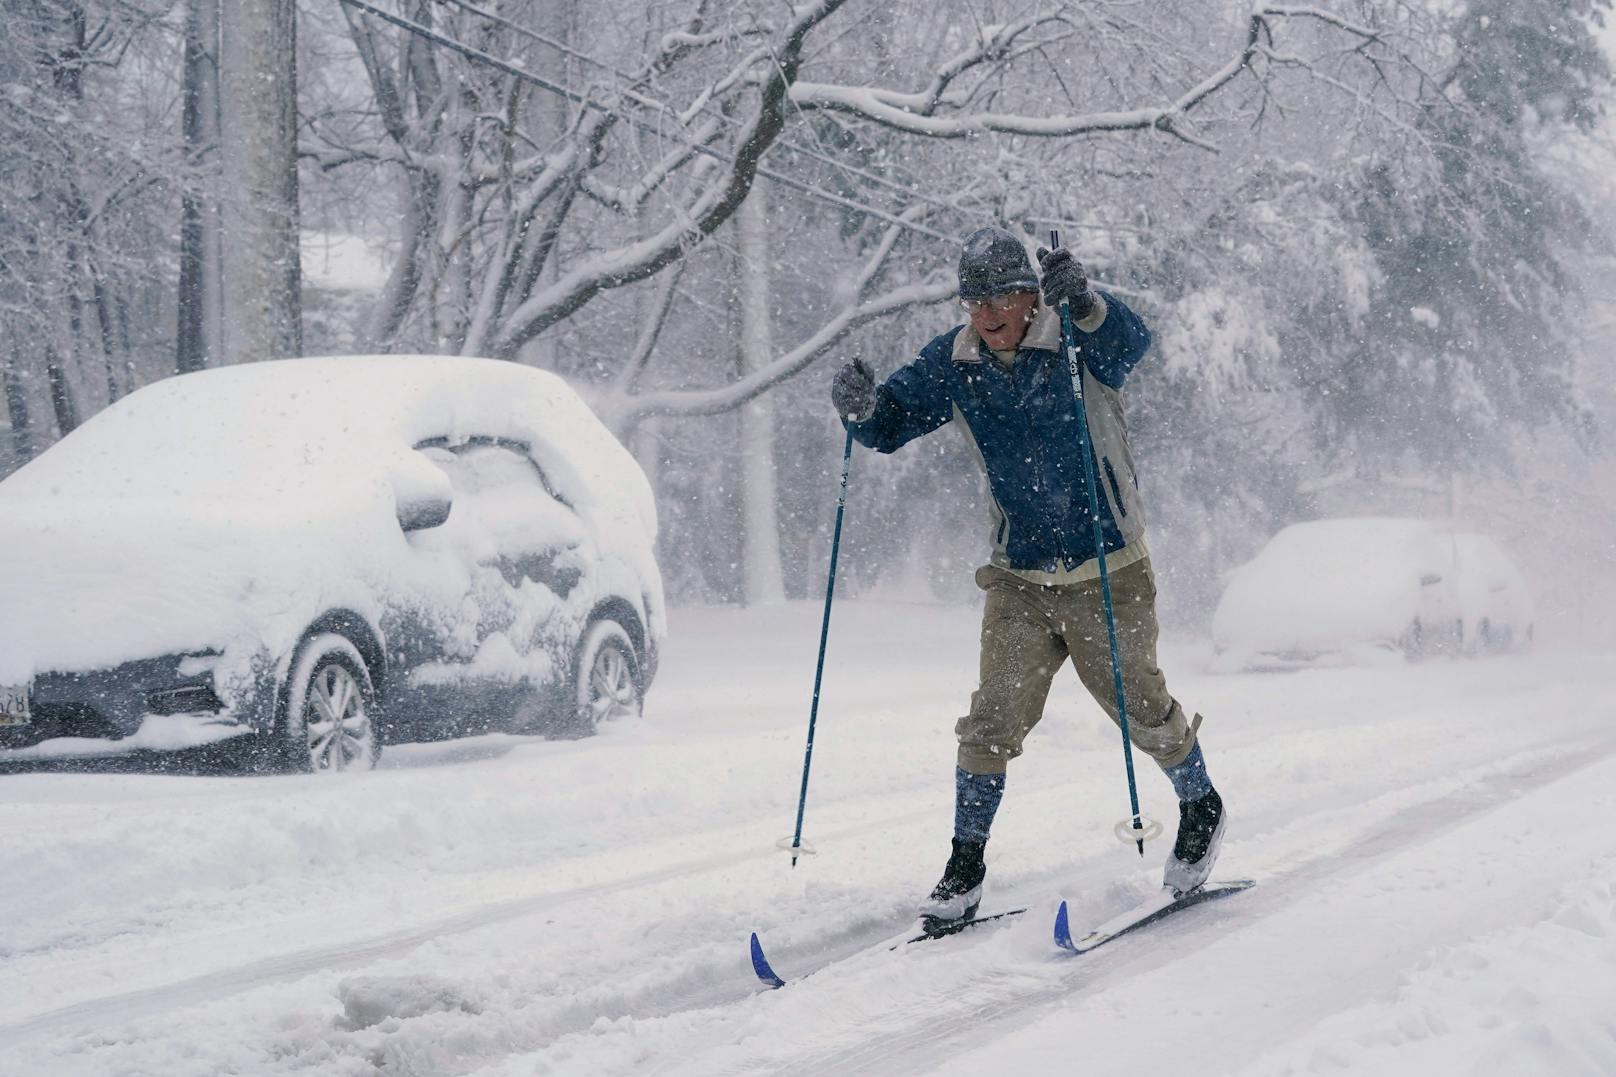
[397,494,452,532]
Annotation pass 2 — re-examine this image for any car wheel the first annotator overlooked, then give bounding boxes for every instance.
[1403,618,1424,660]
[568,619,642,736]
[280,634,381,772]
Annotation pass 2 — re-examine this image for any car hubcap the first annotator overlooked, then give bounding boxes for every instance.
[587,644,638,726]
[305,664,373,771]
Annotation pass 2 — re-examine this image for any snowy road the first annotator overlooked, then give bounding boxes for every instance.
[4,600,1615,1075]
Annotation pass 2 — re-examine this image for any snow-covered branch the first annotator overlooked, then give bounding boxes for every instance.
[606,274,956,432]
[613,261,686,397]
[578,118,724,213]
[851,205,931,299]
[1258,4,1382,41]
[787,5,1385,149]
[597,205,951,432]
[678,46,772,124]
[488,0,851,355]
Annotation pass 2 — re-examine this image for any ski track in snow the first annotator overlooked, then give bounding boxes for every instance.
[740,739,1616,1077]
[1,600,1613,1076]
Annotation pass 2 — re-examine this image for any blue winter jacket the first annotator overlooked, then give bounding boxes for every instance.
[846,292,1152,578]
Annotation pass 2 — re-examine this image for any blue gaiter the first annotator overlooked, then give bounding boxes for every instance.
[954,766,1006,844]
[1161,742,1214,802]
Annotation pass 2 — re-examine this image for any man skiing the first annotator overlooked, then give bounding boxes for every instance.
[829,226,1225,923]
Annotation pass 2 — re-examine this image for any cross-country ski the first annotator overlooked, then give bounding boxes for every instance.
[749,907,1029,989]
[1054,880,1255,954]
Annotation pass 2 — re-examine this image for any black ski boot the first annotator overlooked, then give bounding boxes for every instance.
[1163,789,1225,896]
[919,838,987,925]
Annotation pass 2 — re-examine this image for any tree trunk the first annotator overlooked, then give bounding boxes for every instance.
[3,361,36,469]
[44,346,80,437]
[218,0,302,363]
[517,17,571,369]
[736,182,785,604]
[436,84,477,353]
[46,9,108,417]
[177,0,222,373]
[90,273,122,402]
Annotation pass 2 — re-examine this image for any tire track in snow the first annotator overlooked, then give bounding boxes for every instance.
[5,687,1600,1060]
[0,740,1190,1047]
[728,733,1616,1077]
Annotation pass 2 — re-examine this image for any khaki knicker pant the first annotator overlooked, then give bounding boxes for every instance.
[956,557,1200,775]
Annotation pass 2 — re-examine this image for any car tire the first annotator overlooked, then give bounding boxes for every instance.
[1403,618,1424,661]
[566,619,642,737]
[277,633,382,773]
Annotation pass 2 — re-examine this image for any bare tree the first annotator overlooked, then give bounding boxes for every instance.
[0,0,181,452]
[309,1,1415,405]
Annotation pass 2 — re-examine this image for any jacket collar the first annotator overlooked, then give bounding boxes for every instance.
[951,301,1063,364]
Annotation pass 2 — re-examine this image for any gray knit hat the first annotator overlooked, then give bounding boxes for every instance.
[957,226,1039,299]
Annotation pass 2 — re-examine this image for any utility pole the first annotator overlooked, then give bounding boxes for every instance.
[217,0,302,363]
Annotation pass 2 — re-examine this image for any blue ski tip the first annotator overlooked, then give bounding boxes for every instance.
[749,932,786,989]
[1053,900,1075,952]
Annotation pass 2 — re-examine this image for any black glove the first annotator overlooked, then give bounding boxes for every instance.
[831,357,877,421]
[1036,246,1097,319]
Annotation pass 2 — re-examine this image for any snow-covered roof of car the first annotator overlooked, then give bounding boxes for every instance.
[1,355,653,539]
[1254,517,1441,559]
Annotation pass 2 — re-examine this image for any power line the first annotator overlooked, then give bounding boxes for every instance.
[336,0,960,243]
[432,0,638,81]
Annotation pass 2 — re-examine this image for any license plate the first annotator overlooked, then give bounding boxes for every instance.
[0,684,30,726]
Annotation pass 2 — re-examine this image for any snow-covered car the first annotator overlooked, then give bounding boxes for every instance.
[0,356,665,770]
[1209,517,1530,672]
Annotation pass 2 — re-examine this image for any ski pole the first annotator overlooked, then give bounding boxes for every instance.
[786,421,855,867]
[1050,229,1148,857]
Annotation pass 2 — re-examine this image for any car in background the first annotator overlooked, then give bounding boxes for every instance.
[1450,531,1535,654]
[1209,517,1533,672]
[0,356,665,771]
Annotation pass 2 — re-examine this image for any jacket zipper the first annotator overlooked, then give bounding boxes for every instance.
[1103,458,1127,518]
